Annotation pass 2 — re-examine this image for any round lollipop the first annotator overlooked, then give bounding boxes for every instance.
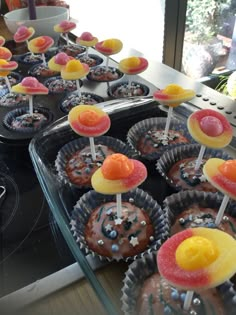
[0,36,6,47]
[54,20,76,45]
[28,36,54,66]
[154,84,195,137]
[118,56,148,95]
[61,59,89,98]
[0,47,12,61]
[203,158,236,225]
[14,25,35,44]
[92,153,147,218]
[157,227,236,311]
[68,104,111,160]
[0,59,18,92]
[95,38,123,71]
[11,76,48,115]
[76,32,98,59]
[188,109,233,170]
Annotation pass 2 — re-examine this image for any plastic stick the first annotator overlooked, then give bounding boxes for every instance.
[41,53,47,67]
[183,290,194,311]
[4,76,11,92]
[105,56,109,71]
[76,80,81,98]
[116,193,122,218]
[85,47,89,58]
[89,137,96,161]
[65,33,69,46]
[164,106,173,136]
[215,194,230,226]
[194,145,206,171]
[29,95,33,116]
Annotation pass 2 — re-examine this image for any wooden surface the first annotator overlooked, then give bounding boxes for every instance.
[0,16,13,40]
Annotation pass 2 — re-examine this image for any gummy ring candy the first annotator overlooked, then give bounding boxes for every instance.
[11,76,48,95]
[118,56,148,75]
[61,59,89,80]
[28,36,54,54]
[95,39,123,56]
[76,32,98,47]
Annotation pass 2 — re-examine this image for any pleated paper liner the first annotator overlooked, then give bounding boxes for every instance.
[55,135,137,189]
[70,188,169,262]
[163,190,236,236]
[3,106,53,134]
[156,143,232,192]
[126,117,195,161]
[121,252,236,315]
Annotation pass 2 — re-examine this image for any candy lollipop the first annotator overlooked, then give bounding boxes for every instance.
[0,47,12,61]
[92,153,147,218]
[0,36,6,47]
[203,158,236,225]
[11,76,48,115]
[154,84,195,137]
[95,38,123,71]
[76,32,98,59]
[118,56,149,96]
[14,25,35,44]
[61,59,89,98]
[28,36,54,66]
[187,109,233,170]
[157,227,236,311]
[68,105,111,160]
[0,59,18,92]
[54,20,76,45]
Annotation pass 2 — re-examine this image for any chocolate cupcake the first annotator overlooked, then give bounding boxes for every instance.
[87,66,123,82]
[28,63,59,78]
[127,117,194,161]
[17,52,48,65]
[121,252,236,315]
[44,76,83,94]
[3,106,53,133]
[156,144,232,192]
[163,190,236,236]
[107,81,150,99]
[55,135,136,189]
[0,72,22,96]
[78,54,103,68]
[70,188,169,261]
[57,43,86,57]
[0,92,28,107]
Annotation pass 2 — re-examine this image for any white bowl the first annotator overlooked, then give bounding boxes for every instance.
[4,6,69,39]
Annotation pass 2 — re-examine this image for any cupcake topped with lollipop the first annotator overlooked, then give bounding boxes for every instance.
[76,32,102,67]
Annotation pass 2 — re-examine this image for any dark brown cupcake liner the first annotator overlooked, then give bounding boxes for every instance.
[3,106,53,133]
[107,81,150,99]
[126,117,195,161]
[55,135,137,189]
[121,251,236,315]
[156,143,232,192]
[70,188,169,262]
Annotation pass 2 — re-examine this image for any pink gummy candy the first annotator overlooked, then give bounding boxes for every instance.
[200,116,224,137]
[80,32,93,41]
[17,26,28,35]
[54,52,70,65]
[21,77,39,88]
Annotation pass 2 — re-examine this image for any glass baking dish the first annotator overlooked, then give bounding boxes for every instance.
[29,96,173,314]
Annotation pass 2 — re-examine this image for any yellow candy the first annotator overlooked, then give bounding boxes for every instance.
[175,236,219,271]
[163,84,184,95]
[103,39,116,48]
[123,57,140,67]
[66,60,83,72]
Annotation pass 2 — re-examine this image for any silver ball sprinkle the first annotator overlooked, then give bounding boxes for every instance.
[129,198,134,203]
[141,220,146,226]
[97,240,104,246]
[189,310,197,315]
[223,215,229,222]
[193,298,201,306]
[179,218,185,225]
[150,236,154,242]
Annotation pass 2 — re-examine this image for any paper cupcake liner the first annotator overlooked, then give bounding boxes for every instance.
[17,52,50,65]
[57,44,86,57]
[126,117,195,161]
[78,54,103,67]
[163,190,236,228]
[28,64,59,78]
[121,252,236,315]
[107,81,150,99]
[70,188,169,262]
[3,106,53,133]
[55,135,137,189]
[87,66,124,82]
[44,76,83,94]
[156,144,232,192]
[60,92,104,114]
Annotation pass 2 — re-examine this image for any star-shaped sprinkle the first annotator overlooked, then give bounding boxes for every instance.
[199,175,207,182]
[115,218,123,225]
[105,224,112,231]
[130,236,139,247]
[106,209,113,215]
[182,172,189,178]
[179,163,185,168]
[194,218,203,224]
[70,219,76,226]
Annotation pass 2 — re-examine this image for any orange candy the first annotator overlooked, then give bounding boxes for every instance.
[101,153,134,180]
[79,110,100,126]
[219,160,236,182]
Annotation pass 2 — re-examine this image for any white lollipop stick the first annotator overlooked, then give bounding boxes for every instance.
[183,290,194,311]
[89,137,96,161]
[105,56,109,71]
[85,47,89,58]
[76,80,81,98]
[29,95,33,116]
[164,106,173,136]
[65,33,69,45]
[116,193,122,218]
[194,145,206,171]
[41,53,47,67]
[215,194,230,226]
[4,76,11,92]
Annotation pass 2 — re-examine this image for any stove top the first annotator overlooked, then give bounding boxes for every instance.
[0,143,74,297]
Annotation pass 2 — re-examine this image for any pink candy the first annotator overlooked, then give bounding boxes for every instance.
[80,32,93,41]
[17,26,28,35]
[200,116,223,137]
[22,77,39,88]
[54,52,70,65]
